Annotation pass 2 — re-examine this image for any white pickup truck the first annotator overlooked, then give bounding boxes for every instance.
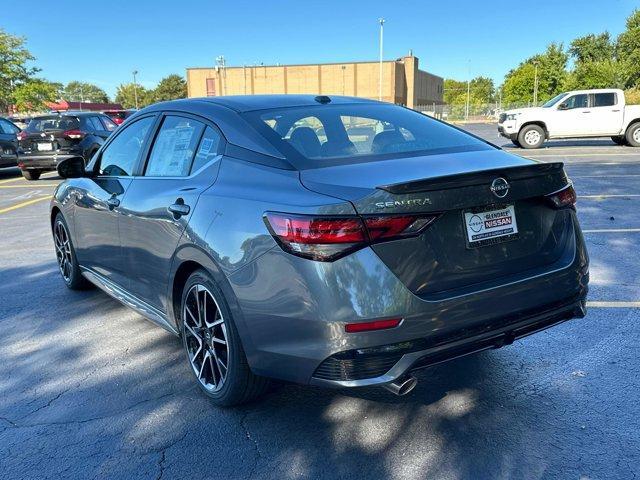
[498,88,640,148]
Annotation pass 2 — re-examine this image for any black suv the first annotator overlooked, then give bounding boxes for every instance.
[17,112,117,180]
[0,117,20,169]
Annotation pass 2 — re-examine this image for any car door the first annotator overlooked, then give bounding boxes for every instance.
[550,93,591,137]
[118,113,224,311]
[0,118,19,165]
[588,92,624,135]
[73,115,157,288]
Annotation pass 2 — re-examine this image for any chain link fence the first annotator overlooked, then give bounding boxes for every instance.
[415,102,538,123]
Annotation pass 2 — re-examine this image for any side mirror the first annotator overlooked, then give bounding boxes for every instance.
[57,156,87,178]
[558,103,569,110]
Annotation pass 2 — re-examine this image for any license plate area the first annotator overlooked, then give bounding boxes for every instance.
[464,204,519,248]
[36,142,53,151]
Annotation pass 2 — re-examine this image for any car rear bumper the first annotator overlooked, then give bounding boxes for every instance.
[18,153,76,170]
[227,212,589,387]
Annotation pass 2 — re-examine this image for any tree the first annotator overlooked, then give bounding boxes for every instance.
[13,79,61,112]
[153,74,187,102]
[569,33,615,63]
[502,43,568,105]
[0,29,39,112]
[617,9,640,88]
[115,82,152,109]
[566,60,624,90]
[62,81,109,103]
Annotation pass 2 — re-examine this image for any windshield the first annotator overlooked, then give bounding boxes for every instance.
[243,103,491,169]
[542,93,567,108]
[27,116,80,132]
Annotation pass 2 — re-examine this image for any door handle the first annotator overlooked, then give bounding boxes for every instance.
[582,110,591,113]
[168,198,190,218]
[107,196,120,210]
[612,109,621,112]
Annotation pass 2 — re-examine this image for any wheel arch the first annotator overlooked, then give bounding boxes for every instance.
[50,205,61,231]
[625,118,640,133]
[519,121,549,138]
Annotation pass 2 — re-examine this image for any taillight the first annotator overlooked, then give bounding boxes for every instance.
[546,184,577,209]
[264,212,439,261]
[17,131,27,141]
[63,129,85,139]
[345,318,402,333]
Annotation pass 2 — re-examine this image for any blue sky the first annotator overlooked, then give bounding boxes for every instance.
[3,0,638,97]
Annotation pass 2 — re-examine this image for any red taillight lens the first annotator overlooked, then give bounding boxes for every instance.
[546,184,577,209]
[17,131,27,141]
[264,212,439,261]
[345,318,402,333]
[63,129,85,139]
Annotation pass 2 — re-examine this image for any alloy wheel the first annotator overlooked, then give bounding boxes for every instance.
[183,284,229,392]
[54,221,73,283]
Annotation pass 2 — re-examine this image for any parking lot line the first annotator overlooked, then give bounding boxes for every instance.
[583,228,640,233]
[0,177,24,185]
[571,174,640,178]
[0,184,58,188]
[579,194,640,198]
[0,195,50,214]
[587,301,640,308]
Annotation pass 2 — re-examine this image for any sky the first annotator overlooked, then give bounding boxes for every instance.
[3,0,638,98]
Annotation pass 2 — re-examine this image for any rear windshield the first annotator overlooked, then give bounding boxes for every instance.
[105,111,127,119]
[243,103,491,169]
[27,116,80,132]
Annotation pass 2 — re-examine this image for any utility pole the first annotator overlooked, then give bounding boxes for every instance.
[132,70,139,109]
[216,56,227,96]
[465,60,471,121]
[533,62,539,105]
[378,18,385,101]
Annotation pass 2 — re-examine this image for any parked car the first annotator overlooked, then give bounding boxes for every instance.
[17,112,117,180]
[0,117,20,169]
[7,116,32,130]
[51,95,589,405]
[498,88,640,148]
[103,109,135,125]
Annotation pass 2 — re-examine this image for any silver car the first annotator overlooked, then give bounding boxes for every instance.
[50,95,589,405]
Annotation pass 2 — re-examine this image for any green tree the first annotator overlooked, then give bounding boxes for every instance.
[115,82,152,109]
[569,33,615,63]
[0,29,39,112]
[13,79,61,112]
[502,43,568,105]
[617,9,640,88]
[566,60,624,89]
[153,74,187,102]
[62,81,110,103]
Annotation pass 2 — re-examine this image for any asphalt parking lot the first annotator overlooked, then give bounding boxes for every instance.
[0,124,638,480]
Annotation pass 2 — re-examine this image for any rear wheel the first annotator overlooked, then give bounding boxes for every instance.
[53,213,91,290]
[22,169,41,181]
[518,124,545,149]
[180,270,270,406]
[625,123,640,147]
[611,135,627,146]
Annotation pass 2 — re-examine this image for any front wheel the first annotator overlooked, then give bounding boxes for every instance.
[625,123,640,147]
[518,125,545,149]
[53,213,91,290]
[180,270,270,406]
[22,169,41,181]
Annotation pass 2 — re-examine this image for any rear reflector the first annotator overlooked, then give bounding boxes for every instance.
[546,184,577,208]
[264,212,439,261]
[63,129,85,139]
[345,318,402,333]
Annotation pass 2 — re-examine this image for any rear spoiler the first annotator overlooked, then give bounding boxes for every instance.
[378,162,565,194]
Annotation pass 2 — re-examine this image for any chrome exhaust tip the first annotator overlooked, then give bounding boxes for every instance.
[382,375,418,396]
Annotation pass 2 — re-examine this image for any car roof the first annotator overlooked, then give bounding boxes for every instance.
[192,94,380,112]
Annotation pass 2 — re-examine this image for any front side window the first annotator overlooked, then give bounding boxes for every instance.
[0,119,19,134]
[145,116,204,177]
[562,94,588,110]
[244,103,490,168]
[593,92,616,107]
[99,116,154,176]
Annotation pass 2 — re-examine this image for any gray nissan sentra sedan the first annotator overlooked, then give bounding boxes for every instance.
[50,95,589,405]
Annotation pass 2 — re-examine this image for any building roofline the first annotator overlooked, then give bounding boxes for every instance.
[186,57,420,71]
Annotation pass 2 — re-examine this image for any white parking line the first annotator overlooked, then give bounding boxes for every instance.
[571,175,640,178]
[587,301,640,308]
[579,194,640,198]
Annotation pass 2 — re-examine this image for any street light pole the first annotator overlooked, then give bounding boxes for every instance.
[378,18,385,102]
[132,70,139,110]
[465,60,471,121]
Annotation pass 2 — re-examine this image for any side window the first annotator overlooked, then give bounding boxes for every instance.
[563,94,588,110]
[0,119,17,134]
[145,116,204,177]
[100,116,117,132]
[99,116,154,177]
[191,127,222,173]
[593,93,616,107]
[88,117,104,131]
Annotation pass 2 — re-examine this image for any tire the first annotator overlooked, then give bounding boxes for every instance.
[611,135,627,146]
[53,213,91,290]
[22,169,41,181]
[517,124,545,149]
[625,123,640,147]
[511,139,522,148]
[180,269,270,406]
